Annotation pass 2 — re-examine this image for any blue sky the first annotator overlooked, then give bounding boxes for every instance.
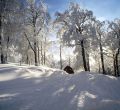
[45,0,120,21]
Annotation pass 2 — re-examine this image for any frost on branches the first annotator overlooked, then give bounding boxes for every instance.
[54,3,95,71]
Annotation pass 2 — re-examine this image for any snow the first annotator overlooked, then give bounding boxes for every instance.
[0,64,120,110]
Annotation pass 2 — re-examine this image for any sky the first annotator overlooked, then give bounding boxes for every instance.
[45,0,120,21]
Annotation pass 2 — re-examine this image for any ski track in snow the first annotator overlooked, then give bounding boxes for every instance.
[0,64,120,110]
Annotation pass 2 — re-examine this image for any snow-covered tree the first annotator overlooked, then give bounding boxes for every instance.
[54,3,95,71]
[0,0,23,63]
[107,19,120,76]
[93,20,106,74]
[23,0,50,66]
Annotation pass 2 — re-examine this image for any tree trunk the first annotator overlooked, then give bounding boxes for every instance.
[99,42,106,74]
[26,46,29,65]
[81,40,88,71]
[38,46,40,65]
[41,41,43,65]
[0,12,2,64]
[60,44,62,69]
[34,42,38,66]
[26,53,29,64]
[98,60,101,73]
[5,36,10,63]
[0,14,5,64]
[86,53,90,71]
[43,37,46,65]
[43,50,45,65]
[113,54,117,76]
[34,52,38,66]
[115,48,120,76]
[0,0,8,64]
[0,0,7,64]
[1,53,5,63]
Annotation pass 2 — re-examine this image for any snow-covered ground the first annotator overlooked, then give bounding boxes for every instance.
[0,64,120,110]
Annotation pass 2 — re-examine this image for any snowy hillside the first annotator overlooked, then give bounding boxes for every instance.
[0,64,120,110]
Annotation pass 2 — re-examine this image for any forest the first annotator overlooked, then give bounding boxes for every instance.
[0,0,120,76]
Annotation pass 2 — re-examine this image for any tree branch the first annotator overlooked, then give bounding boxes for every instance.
[36,27,41,36]
[24,32,35,53]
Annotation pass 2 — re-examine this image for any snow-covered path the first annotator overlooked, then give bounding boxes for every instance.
[0,64,120,110]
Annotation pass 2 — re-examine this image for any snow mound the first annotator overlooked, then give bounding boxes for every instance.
[0,64,120,110]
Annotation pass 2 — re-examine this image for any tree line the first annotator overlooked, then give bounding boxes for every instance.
[0,0,120,76]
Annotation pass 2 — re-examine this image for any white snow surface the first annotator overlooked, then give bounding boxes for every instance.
[0,64,120,110]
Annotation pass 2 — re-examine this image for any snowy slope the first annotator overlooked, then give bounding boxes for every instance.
[0,64,120,110]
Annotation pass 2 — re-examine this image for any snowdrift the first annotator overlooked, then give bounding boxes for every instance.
[0,64,120,110]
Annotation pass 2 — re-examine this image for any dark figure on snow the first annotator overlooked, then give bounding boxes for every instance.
[64,66,74,74]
